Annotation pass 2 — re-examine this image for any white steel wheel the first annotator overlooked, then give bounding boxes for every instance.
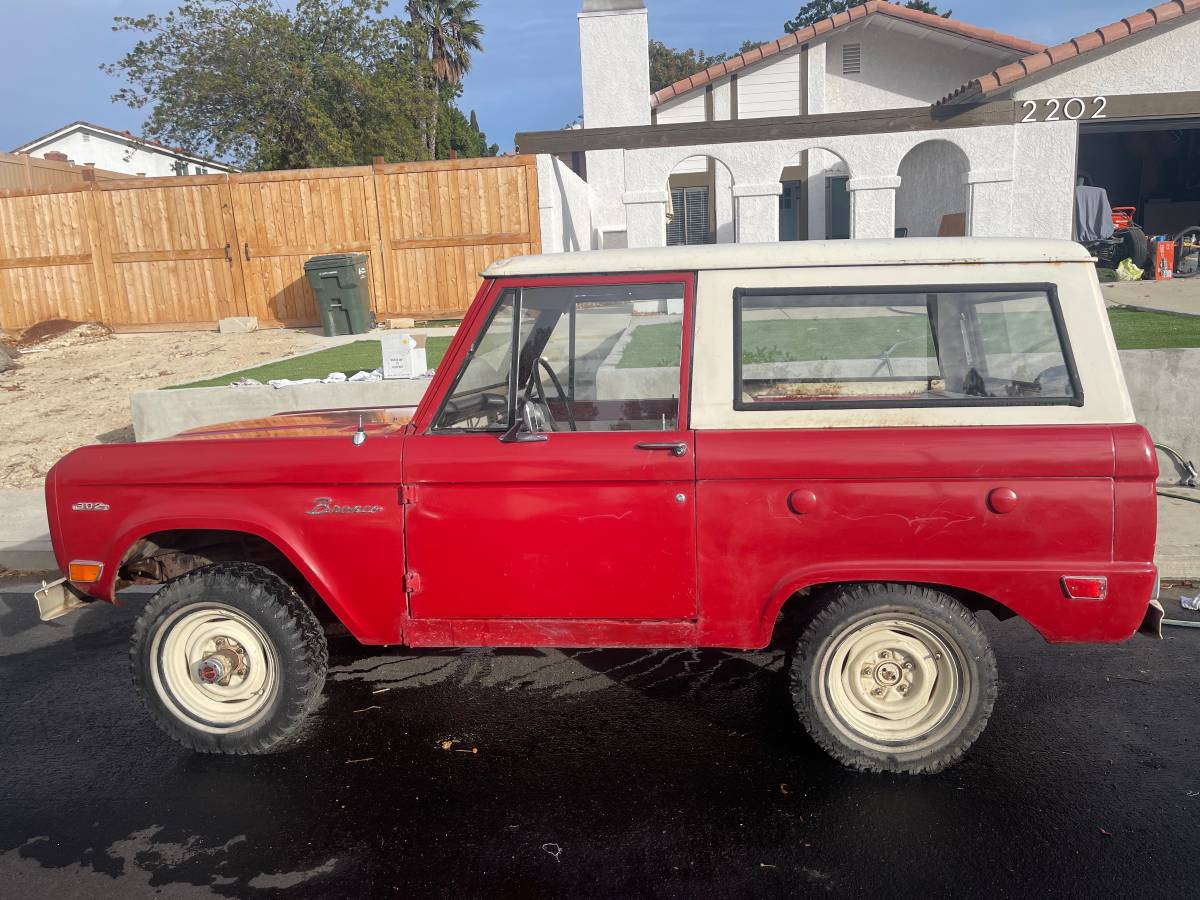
[132,563,328,754]
[790,584,998,774]
[150,603,279,733]
[817,615,967,752]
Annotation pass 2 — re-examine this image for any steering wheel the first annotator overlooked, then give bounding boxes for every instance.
[526,357,577,432]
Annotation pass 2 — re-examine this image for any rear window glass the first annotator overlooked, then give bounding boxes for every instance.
[735,288,1079,409]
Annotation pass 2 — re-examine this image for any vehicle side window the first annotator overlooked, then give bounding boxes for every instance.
[529,283,685,432]
[433,282,686,433]
[433,290,520,431]
[734,287,1079,409]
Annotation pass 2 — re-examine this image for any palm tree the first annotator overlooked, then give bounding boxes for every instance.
[407,0,484,158]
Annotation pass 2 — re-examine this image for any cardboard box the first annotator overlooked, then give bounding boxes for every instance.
[381,333,428,379]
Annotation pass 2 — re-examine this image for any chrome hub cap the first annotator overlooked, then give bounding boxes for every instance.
[150,604,278,733]
[818,615,968,751]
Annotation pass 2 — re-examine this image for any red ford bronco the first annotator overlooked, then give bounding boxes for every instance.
[37,238,1161,773]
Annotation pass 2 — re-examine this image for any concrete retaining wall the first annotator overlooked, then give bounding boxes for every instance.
[133,380,432,442]
[1119,349,1200,483]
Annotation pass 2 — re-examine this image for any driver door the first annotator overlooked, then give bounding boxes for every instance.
[403,274,698,621]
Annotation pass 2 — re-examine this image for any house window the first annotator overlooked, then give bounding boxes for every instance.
[842,43,862,75]
[667,186,712,246]
[734,287,1080,410]
[173,161,189,176]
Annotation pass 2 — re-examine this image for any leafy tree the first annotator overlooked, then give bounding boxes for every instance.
[407,0,484,159]
[105,0,492,171]
[649,40,730,92]
[785,0,950,32]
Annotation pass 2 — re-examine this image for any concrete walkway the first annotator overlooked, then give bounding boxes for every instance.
[1103,279,1200,316]
[2,487,1198,583]
[0,489,53,572]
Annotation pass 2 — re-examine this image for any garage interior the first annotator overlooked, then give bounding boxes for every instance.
[1078,119,1200,236]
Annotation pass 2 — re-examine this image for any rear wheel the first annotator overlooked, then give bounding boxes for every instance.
[789,584,997,774]
[131,563,327,754]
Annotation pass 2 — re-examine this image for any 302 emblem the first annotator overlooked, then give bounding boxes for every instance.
[71,502,110,512]
[306,497,384,516]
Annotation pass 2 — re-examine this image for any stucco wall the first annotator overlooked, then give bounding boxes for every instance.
[537,155,594,253]
[1009,119,1077,240]
[580,7,651,128]
[620,124,1026,247]
[895,140,970,237]
[825,22,1015,113]
[1013,16,1200,99]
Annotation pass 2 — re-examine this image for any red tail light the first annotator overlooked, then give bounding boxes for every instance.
[1061,576,1108,601]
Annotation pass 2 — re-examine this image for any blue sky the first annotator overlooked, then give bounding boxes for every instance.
[0,0,1145,157]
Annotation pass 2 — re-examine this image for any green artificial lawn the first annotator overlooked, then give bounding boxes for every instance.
[619,306,1200,368]
[1105,307,1200,349]
[172,306,1200,388]
[174,337,453,389]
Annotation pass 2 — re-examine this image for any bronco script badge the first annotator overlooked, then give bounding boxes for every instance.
[306,497,385,516]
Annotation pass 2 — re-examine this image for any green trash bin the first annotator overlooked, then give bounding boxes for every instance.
[304,253,374,337]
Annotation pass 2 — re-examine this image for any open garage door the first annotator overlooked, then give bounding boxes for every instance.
[1078,118,1200,238]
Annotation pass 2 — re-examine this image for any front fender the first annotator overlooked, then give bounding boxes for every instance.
[59,485,406,645]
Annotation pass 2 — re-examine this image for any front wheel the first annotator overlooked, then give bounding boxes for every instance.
[790,584,997,774]
[130,563,328,754]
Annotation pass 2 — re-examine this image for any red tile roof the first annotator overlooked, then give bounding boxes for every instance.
[650,0,1044,109]
[937,0,1200,105]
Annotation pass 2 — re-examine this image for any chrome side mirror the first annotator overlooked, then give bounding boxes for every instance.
[352,415,367,447]
[499,402,548,444]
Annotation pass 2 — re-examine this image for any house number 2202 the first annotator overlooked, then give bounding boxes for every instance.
[1020,97,1108,123]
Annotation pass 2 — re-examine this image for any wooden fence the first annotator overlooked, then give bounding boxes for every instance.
[0,150,125,191]
[0,155,541,332]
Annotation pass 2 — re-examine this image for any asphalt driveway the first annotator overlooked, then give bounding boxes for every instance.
[2,576,1198,898]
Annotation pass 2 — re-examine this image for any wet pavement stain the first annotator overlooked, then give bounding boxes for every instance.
[1,579,1199,898]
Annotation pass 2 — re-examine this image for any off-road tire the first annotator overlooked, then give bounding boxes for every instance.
[789,584,997,774]
[130,563,328,754]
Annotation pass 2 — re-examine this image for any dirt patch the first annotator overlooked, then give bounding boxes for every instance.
[0,328,326,490]
[16,319,112,348]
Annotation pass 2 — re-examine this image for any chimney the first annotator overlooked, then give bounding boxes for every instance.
[579,0,650,128]
[44,151,69,162]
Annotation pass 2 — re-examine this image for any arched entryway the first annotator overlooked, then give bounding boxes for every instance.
[896,140,970,237]
[778,148,851,241]
[666,155,735,245]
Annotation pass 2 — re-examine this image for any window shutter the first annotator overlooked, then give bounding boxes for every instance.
[842,43,862,75]
[684,187,711,245]
[667,188,686,246]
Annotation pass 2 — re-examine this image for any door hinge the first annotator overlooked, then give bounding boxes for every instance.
[404,571,422,595]
[400,485,417,506]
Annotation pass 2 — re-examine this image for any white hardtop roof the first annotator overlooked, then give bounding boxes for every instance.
[484,238,1093,277]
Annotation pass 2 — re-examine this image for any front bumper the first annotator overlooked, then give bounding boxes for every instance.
[34,577,91,622]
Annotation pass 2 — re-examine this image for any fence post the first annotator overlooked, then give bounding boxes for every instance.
[525,157,543,254]
[81,179,115,325]
[371,157,396,318]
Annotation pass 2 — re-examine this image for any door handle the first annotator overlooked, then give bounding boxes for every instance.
[243,242,251,261]
[635,441,687,457]
[224,242,232,263]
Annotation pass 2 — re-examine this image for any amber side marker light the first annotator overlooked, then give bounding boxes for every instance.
[68,561,104,584]
[1062,576,1108,601]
